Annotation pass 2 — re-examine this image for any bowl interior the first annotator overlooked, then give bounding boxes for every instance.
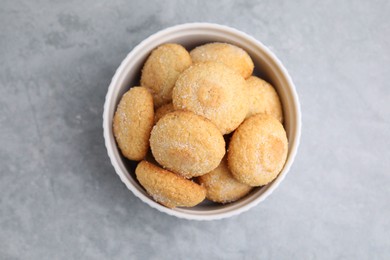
[104,24,300,219]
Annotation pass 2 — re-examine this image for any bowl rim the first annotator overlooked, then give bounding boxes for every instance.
[103,22,301,221]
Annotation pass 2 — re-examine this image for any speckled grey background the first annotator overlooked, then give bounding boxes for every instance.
[1,0,389,259]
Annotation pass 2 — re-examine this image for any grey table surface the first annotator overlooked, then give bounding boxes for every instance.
[1,0,389,259]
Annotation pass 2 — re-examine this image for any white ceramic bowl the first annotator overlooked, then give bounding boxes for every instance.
[103,23,301,221]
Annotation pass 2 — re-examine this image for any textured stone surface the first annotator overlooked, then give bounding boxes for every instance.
[1,0,389,259]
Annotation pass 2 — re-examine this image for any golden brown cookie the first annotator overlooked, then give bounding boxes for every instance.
[172,62,248,134]
[197,157,253,203]
[113,87,154,161]
[190,42,254,79]
[136,160,206,208]
[228,114,288,186]
[154,103,175,124]
[246,76,283,122]
[140,43,192,107]
[150,110,225,178]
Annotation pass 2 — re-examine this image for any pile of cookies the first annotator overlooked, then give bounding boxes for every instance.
[113,42,288,208]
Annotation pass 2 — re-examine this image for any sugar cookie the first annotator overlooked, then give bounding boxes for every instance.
[113,87,154,161]
[173,62,248,134]
[228,114,288,186]
[154,103,175,124]
[197,157,253,203]
[150,110,225,178]
[141,43,192,107]
[246,76,283,122]
[136,160,206,208]
[190,42,254,79]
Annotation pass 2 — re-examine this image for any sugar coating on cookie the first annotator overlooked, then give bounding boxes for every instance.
[141,43,192,108]
[150,110,225,178]
[113,87,154,161]
[246,76,283,122]
[228,114,288,187]
[190,42,254,79]
[154,103,175,124]
[172,62,248,134]
[197,157,253,203]
[136,160,206,208]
